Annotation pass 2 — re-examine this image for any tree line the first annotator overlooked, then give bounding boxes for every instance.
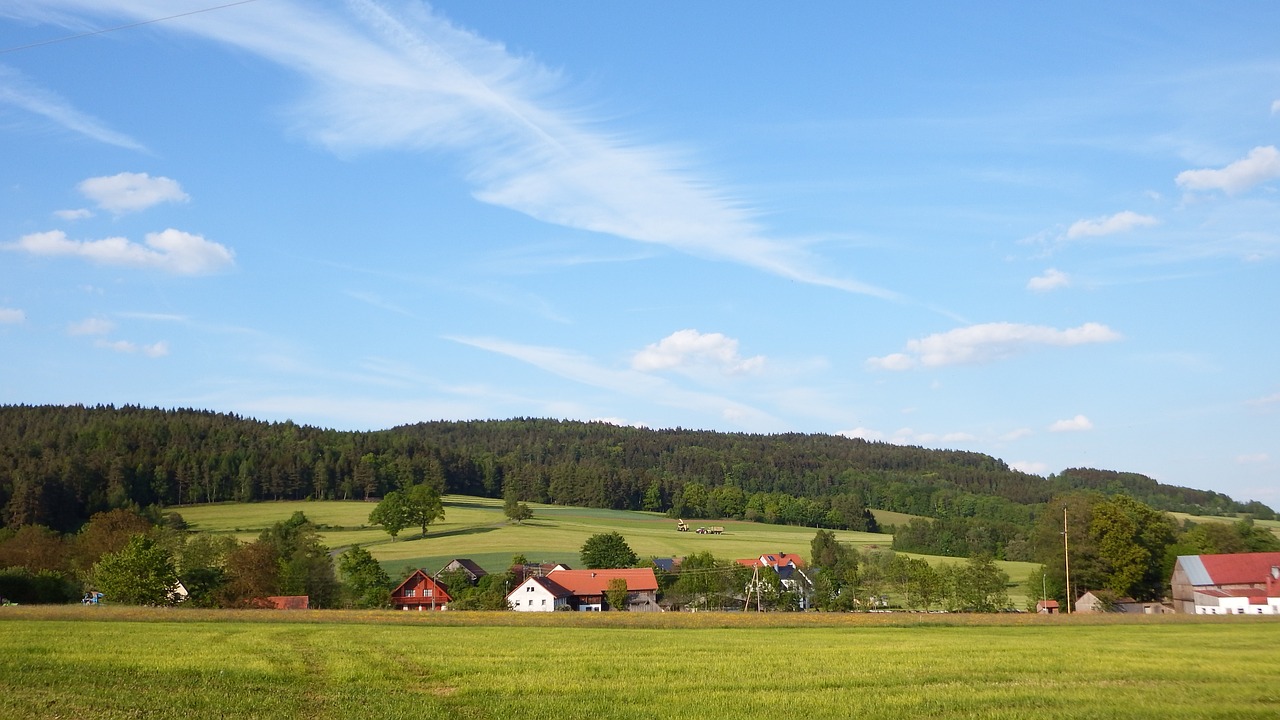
[4,406,1268,538]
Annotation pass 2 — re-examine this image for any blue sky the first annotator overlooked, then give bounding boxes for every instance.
[2,2,1278,505]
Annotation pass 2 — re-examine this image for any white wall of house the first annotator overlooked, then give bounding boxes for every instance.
[506,578,567,612]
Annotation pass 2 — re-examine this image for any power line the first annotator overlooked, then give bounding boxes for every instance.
[0,0,262,56]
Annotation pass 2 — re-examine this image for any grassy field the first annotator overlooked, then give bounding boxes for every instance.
[176,498,1039,605]
[1167,511,1280,539]
[2,607,1278,719]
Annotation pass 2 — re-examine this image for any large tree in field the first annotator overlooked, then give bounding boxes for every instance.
[580,531,638,569]
[404,483,445,536]
[369,491,411,540]
[91,534,179,606]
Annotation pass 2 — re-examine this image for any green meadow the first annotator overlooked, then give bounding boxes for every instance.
[175,497,1039,605]
[2,608,1277,719]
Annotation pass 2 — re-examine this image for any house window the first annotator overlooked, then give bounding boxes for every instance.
[425,589,433,597]
[404,589,415,597]
[526,586,534,592]
[541,599,546,606]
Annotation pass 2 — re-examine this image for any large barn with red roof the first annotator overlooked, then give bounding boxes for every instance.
[1170,552,1280,615]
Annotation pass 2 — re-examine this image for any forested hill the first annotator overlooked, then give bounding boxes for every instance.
[0,405,1271,534]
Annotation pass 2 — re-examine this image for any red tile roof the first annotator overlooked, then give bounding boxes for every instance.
[547,568,658,594]
[736,553,806,569]
[1198,552,1280,585]
[264,595,309,610]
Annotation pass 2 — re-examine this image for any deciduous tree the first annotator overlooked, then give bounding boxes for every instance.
[580,531,638,569]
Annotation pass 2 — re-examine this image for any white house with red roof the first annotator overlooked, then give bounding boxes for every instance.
[1170,552,1280,615]
[507,568,661,612]
[507,575,573,612]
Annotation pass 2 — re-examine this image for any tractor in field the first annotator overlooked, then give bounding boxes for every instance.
[695,526,725,534]
[677,519,689,532]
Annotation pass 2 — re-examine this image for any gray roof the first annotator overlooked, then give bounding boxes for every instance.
[1176,555,1213,586]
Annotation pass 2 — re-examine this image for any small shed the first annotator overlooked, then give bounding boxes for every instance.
[1035,599,1060,614]
[264,595,310,610]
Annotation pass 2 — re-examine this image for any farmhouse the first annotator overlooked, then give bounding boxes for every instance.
[437,558,488,585]
[510,562,572,585]
[392,569,452,611]
[1170,552,1280,615]
[507,575,573,612]
[737,552,813,604]
[506,568,661,612]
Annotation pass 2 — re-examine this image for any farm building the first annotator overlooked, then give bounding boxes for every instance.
[392,569,452,611]
[263,595,309,610]
[737,552,813,606]
[507,568,661,612]
[1170,552,1280,615]
[1074,591,1168,615]
[507,575,573,612]
[1035,600,1060,614]
[509,562,572,585]
[437,558,488,585]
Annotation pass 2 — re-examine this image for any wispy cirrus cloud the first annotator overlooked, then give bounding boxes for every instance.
[6,228,235,275]
[95,339,169,357]
[1176,146,1280,194]
[67,317,114,336]
[450,334,779,429]
[78,172,189,214]
[0,64,146,151]
[18,0,893,299]
[867,322,1121,370]
[1066,210,1158,239]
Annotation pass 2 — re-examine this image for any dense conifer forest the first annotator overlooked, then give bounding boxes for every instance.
[1,405,1270,540]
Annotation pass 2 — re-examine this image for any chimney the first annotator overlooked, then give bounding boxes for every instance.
[1268,566,1280,597]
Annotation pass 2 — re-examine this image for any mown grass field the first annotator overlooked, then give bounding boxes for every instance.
[2,607,1277,719]
[1167,511,1280,539]
[176,497,1039,605]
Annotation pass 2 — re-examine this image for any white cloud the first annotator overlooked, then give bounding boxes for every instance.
[54,208,93,221]
[867,322,1122,370]
[1049,414,1093,432]
[1000,428,1033,442]
[632,329,764,375]
[1010,461,1049,475]
[1066,211,1158,239]
[1236,453,1269,465]
[1176,146,1280,194]
[6,228,235,275]
[837,427,885,442]
[77,172,189,214]
[17,1,893,299]
[1246,392,1280,409]
[1272,100,1280,115]
[451,335,779,430]
[68,317,114,336]
[1027,268,1070,292]
[0,64,146,151]
[0,307,26,324]
[94,339,169,357]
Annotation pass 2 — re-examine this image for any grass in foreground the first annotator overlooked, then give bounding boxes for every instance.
[1,608,1278,719]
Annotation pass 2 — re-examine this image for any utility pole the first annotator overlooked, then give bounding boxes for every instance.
[1063,505,1072,614]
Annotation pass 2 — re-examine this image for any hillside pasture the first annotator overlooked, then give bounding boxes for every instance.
[177,497,1035,605]
[2,609,1278,719]
[1167,511,1280,540]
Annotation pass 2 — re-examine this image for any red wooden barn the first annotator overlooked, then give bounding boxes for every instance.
[391,569,452,611]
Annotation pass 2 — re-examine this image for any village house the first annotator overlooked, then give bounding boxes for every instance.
[436,558,488,585]
[736,552,812,606]
[509,562,572,585]
[391,569,452,611]
[507,575,573,612]
[1171,552,1280,615]
[506,567,661,612]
